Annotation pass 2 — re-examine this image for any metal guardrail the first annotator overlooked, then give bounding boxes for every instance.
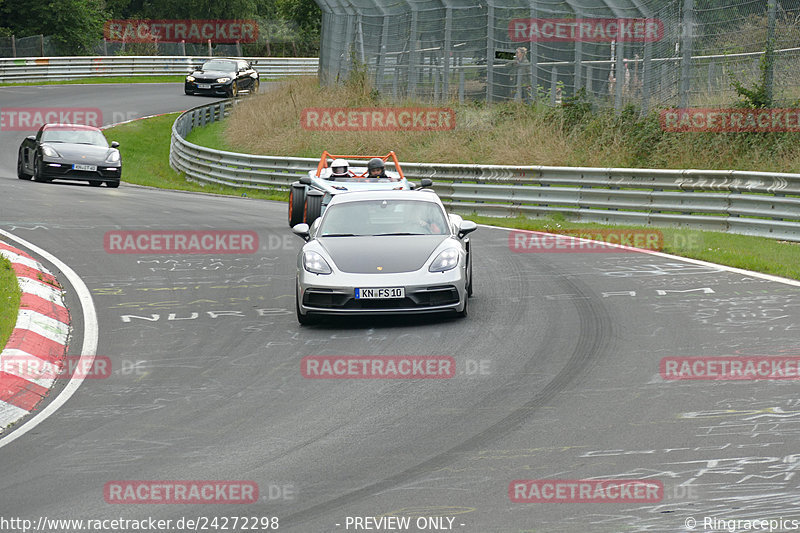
[0,56,318,82]
[170,100,800,242]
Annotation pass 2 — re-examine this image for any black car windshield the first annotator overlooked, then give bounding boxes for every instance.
[41,129,108,147]
[319,199,449,236]
[202,60,236,72]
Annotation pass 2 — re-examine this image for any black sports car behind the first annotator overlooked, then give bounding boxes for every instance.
[17,123,122,188]
[184,58,259,97]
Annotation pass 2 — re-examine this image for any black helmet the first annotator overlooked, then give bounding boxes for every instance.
[367,158,385,172]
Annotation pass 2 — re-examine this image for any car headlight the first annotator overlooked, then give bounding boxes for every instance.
[105,150,120,163]
[41,145,60,158]
[429,248,460,272]
[186,75,195,82]
[303,251,332,274]
[216,77,231,83]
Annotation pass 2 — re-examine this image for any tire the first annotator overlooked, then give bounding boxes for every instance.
[33,156,49,183]
[250,78,260,95]
[456,292,469,318]
[296,286,319,325]
[228,81,238,98]
[106,181,120,188]
[17,151,31,180]
[289,184,306,227]
[90,181,102,187]
[466,250,474,297]
[184,90,193,95]
[304,190,323,226]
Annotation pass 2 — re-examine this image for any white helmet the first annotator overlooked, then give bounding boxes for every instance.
[330,158,349,177]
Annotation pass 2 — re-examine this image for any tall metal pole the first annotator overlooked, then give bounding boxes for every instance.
[486,3,495,103]
[765,0,777,106]
[680,0,693,109]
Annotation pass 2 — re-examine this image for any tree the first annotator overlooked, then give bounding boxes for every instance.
[0,0,106,54]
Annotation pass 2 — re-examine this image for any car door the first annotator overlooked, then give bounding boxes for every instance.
[236,61,251,90]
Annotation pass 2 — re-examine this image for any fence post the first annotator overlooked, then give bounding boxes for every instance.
[11,35,15,58]
[765,0,777,105]
[680,0,693,109]
[40,34,44,56]
[443,6,452,101]
[180,40,186,56]
[615,37,624,111]
[486,2,495,103]
[550,65,558,106]
[642,40,652,115]
[207,39,212,57]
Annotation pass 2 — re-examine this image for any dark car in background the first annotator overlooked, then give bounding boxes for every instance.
[184,58,259,97]
[17,124,122,188]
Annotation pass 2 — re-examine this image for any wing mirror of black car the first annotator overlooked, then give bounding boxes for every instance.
[299,176,312,185]
[26,135,35,141]
[458,220,478,238]
[419,178,433,188]
[111,141,120,148]
[292,223,310,241]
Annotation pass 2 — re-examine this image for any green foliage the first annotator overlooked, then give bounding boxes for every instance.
[560,88,592,129]
[730,44,774,109]
[1,0,107,54]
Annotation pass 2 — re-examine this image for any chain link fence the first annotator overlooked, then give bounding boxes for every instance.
[317,0,800,110]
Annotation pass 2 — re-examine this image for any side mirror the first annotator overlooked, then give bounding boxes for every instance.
[111,141,120,148]
[419,178,433,188]
[299,176,312,185]
[458,220,478,238]
[292,223,310,241]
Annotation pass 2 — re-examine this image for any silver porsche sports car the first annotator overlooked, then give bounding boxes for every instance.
[292,189,477,324]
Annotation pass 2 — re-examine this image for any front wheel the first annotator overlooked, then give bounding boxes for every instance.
[296,286,319,325]
[456,293,469,318]
[33,156,49,182]
[17,151,31,180]
[106,181,120,188]
[289,184,306,227]
[466,253,473,297]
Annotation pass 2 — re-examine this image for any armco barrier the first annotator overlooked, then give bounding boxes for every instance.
[0,56,318,82]
[170,100,800,242]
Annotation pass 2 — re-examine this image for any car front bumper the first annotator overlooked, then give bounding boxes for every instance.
[185,81,231,95]
[297,267,467,317]
[41,158,121,182]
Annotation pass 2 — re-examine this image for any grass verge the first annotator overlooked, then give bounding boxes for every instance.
[471,215,800,281]
[0,252,21,350]
[105,113,287,201]
[0,76,186,87]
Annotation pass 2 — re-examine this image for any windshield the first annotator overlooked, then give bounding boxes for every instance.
[202,60,236,72]
[41,129,108,147]
[319,199,449,237]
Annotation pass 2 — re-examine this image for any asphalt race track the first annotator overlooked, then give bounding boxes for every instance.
[1,83,800,533]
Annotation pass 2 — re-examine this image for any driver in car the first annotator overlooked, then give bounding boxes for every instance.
[367,158,388,179]
[329,158,349,180]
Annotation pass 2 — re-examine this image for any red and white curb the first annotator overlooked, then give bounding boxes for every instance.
[0,241,70,430]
